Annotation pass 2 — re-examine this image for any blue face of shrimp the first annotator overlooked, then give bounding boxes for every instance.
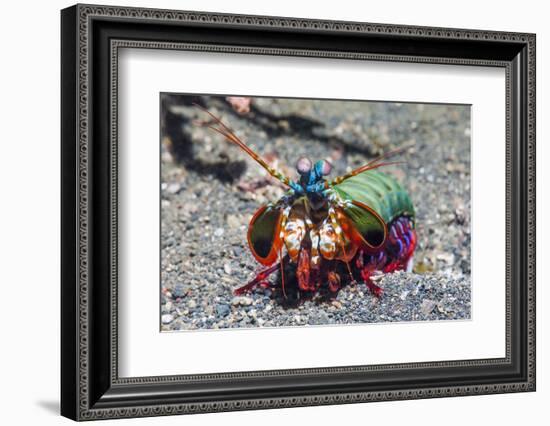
[289,157,333,210]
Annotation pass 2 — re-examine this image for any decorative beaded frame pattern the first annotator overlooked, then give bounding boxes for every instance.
[68,3,535,420]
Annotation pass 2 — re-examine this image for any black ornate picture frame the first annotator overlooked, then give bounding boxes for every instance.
[61,4,536,421]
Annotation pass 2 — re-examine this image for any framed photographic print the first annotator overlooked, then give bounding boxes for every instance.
[61,4,536,421]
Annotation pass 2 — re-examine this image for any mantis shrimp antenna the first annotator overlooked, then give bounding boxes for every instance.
[327,146,408,187]
[193,103,295,188]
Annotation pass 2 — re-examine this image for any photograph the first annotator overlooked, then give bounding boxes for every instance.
[159,94,472,331]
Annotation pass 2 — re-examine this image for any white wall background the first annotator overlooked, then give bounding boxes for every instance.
[0,0,546,424]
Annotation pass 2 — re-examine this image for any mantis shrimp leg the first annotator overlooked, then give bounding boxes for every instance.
[354,216,416,297]
[233,263,281,295]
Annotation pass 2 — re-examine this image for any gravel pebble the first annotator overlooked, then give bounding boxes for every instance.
[216,304,231,317]
[420,299,437,316]
[161,314,174,324]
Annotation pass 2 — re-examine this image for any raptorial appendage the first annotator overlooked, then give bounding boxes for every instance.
[235,213,416,302]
